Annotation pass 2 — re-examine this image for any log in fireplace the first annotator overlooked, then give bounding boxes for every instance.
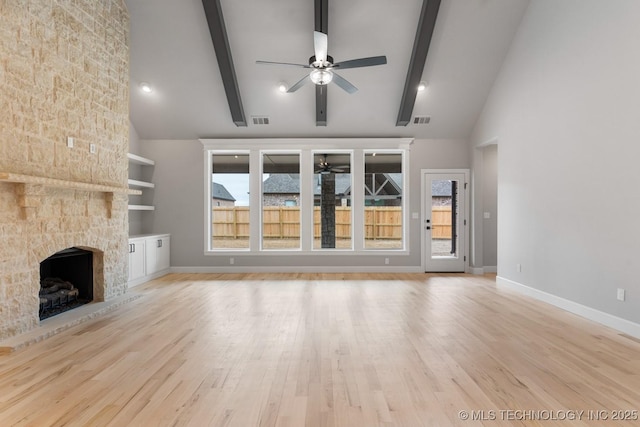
[39,248,93,320]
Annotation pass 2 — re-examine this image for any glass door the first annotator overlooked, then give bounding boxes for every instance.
[425,173,466,272]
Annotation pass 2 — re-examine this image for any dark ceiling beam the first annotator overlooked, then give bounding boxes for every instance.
[315,0,328,126]
[201,0,247,127]
[396,0,441,126]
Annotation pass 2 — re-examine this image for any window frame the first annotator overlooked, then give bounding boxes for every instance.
[311,149,354,251]
[206,149,251,252]
[362,149,407,251]
[202,139,412,256]
[260,150,302,251]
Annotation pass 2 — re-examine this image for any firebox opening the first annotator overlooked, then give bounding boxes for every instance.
[39,248,93,320]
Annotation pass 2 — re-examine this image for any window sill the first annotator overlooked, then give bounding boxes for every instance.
[204,249,410,256]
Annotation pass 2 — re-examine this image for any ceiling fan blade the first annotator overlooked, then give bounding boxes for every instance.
[287,75,310,93]
[314,31,328,63]
[332,72,358,94]
[256,60,310,68]
[333,55,387,70]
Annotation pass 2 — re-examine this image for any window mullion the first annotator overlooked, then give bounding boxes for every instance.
[249,150,262,251]
[300,150,314,251]
[352,150,364,251]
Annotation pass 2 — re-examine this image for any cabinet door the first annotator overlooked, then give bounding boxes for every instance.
[145,237,158,275]
[128,240,146,280]
[157,236,170,271]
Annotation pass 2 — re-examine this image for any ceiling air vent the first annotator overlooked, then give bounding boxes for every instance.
[251,116,270,125]
[413,116,431,125]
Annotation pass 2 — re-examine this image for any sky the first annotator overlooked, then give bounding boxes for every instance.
[213,174,250,205]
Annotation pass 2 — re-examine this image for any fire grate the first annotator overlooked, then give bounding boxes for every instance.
[39,277,90,320]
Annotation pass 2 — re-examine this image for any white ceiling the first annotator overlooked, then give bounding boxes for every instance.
[127,0,529,140]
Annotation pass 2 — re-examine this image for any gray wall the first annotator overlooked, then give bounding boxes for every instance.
[471,0,640,324]
[139,138,469,270]
[481,145,498,267]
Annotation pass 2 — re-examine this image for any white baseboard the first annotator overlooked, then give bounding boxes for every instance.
[496,276,640,339]
[467,266,496,275]
[170,265,424,274]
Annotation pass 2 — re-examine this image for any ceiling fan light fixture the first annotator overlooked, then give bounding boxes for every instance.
[418,81,428,92]
[277,82,288,93]
[309,69,333,85]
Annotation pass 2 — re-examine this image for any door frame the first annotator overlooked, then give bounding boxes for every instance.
[421,169,470,272]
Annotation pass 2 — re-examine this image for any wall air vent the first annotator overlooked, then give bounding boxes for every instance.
[413,116,431,125]
[251,116,270,125]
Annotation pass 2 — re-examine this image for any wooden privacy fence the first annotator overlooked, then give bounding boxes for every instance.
[431,206,452,239]
[212,206,453,239]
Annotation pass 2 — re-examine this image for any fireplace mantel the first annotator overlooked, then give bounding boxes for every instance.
[0,172,141,219]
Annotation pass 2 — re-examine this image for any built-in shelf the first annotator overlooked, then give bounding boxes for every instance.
[128,205,155,211]
[127,179,155,189]
[127,153,155,166]
[128,153,156,218]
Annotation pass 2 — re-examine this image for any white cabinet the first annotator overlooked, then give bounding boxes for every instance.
[157,236,171,271]
[128,154,169,286]
[145,235,170,276]
[128,234,170,287]
[128,238,146,281]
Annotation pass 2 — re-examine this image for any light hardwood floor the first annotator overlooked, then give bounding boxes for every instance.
[1,273,639,426]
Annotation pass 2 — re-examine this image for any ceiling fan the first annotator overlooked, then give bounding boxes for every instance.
[315,154,349,174]
[257,31,387,94]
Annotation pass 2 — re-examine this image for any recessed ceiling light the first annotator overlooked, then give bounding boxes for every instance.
[278,82,288,93]
[418,81,428,92]
[139,82,153,93]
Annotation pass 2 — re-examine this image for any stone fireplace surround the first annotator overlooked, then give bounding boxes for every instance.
[0,182,130,340]
[0,0,131,341]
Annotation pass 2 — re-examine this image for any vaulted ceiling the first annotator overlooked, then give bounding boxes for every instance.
[127,0,529,140]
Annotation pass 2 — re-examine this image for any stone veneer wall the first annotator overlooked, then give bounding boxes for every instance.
[0,0,130,339]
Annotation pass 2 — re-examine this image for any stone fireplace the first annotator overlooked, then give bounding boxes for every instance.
[0,0,131,340]
[0,185,130,339]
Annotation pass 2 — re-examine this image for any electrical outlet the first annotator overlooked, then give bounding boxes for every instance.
[67,137,74,148]
[90,143,96,154]
[230,257,234,265]
[384,258,389,265]
[483,212,491,219]
[517,264,522,273]
[617,288,625,301]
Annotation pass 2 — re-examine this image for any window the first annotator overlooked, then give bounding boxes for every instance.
[364,152,403,249]
[262,153,301,250]
[313,152,352,249]
[203,140,410,254]
[210,153,249,250]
